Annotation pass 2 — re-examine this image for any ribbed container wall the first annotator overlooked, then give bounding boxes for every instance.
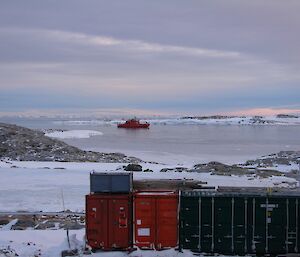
[86,194,133,251]
[134,191,179,249]
[179,191,300,256]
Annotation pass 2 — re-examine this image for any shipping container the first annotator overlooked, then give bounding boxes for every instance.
[90,172,132,193]
[134,191,179,249]
[179,190,300,256]
[86,194,132,250]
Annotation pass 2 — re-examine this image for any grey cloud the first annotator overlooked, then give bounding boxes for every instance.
[0,0,299,113]
[1,1,299,63]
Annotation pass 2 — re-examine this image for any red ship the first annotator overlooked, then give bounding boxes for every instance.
[117,119,150,129]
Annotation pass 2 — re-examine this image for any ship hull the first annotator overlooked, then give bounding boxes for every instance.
[117,123,150,129]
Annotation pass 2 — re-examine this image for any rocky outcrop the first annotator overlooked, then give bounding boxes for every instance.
[244,151,300,168]
[277,114,299,118]
[191,151,299,178]
[0,123,141,163]
[160,167,187,173]
[193,161,251,175]
[124,163,143,171]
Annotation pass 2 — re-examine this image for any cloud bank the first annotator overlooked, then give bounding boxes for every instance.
[0,0,299,114]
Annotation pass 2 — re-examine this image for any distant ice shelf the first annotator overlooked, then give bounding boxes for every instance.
[53,115,300,126]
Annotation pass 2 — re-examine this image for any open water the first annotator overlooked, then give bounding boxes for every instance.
[2,117,300,165]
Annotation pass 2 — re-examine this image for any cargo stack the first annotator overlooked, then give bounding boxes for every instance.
[86,174,300,255]
[86,173,180,251]
[86,172,133,251]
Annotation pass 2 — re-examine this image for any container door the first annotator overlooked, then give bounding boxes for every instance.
[180,196,199,251]
[86,196,109,249]
[156,196,178,249]
[249,197,267,255]
[201,197,213,253]
[214,197,232,255]
[286,198,299,254]
[109,198,131,249]
[268,197,297,254]
[297,198,300,254]
[135,197,156,248]
[233,197,248,255]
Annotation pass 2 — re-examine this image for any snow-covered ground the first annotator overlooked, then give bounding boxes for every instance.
[0,160,297,212]
[0,160,298,256]
[0,229,230,257]
[45,130,103,139]
[0,229,85,257]
[267,163,300,173]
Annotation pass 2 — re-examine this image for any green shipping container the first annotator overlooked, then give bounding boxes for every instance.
[180,191,300,255]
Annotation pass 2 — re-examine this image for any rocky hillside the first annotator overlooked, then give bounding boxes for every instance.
[244,151,300,167]
[0,123,140,163]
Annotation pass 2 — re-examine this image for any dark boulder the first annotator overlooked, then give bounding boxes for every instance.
[124,163,142,171]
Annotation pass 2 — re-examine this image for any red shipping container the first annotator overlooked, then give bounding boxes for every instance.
[134,191,179,250]
[86,194,132,250]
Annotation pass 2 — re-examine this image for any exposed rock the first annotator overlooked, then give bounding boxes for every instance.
[35,222,56,230]
[0,219,9,226]
[60,222,85,230]
[143,169,153,172]
[0,123,141,163]
[160,167,187,173]
[11,220,35,230]
[277,114,299,118]
[193,161,282,178]
[160,168,169,172]
[61,249,78,257]
[248,116,274,125]
[244,151,300,168]
[124,163,142,171]
[194,162,247,175]
[190,151,300,178]
[0,213,85,231]
[0,248,19,257]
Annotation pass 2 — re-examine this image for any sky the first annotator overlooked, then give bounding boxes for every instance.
[0,0,300,116]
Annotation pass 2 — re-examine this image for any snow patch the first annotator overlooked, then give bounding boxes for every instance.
[0,219,18,231]
[45,130,103,139]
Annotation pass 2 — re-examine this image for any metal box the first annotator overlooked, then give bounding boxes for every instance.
[179,190,300,255]
[86,194,133,250]
[90,172,133,193]
[134,191,179,249]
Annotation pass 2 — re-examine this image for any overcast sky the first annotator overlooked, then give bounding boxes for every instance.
[0,0,300,115]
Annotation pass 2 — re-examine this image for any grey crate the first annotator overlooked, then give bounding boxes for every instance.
[90,172,133,193]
